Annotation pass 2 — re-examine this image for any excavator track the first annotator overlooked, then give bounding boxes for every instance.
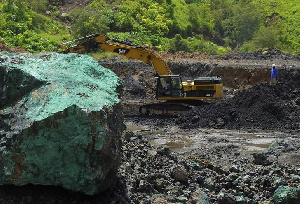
[139,102,192,116]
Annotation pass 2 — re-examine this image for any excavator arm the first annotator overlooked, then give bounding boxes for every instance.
[58,33,223,115]
[58,34,172,75]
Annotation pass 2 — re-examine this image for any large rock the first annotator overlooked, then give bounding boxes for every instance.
[273,186,300,204]
[0,52,124,195]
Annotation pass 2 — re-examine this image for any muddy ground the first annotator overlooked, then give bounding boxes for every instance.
[102,50,300,203]
[0,50,299,203]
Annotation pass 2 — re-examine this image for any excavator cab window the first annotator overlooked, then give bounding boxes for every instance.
[157,76,183,98]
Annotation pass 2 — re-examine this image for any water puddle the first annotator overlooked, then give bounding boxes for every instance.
[241,138,276,152]
[149,137,200,152]
[126,123,278,153]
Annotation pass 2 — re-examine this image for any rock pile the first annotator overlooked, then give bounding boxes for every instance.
[110,133,300,203]
[0,50,299,202]
[0,131,299,203]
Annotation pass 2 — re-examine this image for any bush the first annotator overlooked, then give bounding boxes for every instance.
[69,8,109,38]
[24,0,48,13]
[171,34,230,54]
[0,0,70,52]
[172,34,190,52]
[240,26,279,52]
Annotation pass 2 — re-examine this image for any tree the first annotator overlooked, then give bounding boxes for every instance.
[0,0,70,52]
[69,0,111,37]
[24,0,48,13]
[1,0,33,37]
[252,26,278,49]
[222,3,262,48]
[172,34,189,52]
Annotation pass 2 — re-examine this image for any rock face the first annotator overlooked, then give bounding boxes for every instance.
[0,52,124,195]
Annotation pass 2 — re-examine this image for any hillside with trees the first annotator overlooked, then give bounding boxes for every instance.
[0,0,299,54]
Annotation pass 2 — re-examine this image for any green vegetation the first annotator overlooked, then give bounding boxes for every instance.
[1,0,299,54]
[0,0,70,52]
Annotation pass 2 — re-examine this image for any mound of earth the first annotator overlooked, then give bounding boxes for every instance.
[176,70,300,133]
[219,49,300,61]
[0,41,299,203]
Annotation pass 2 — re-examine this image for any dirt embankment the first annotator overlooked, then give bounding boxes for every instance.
[103,49,300,91]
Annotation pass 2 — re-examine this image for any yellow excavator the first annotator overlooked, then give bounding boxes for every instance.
[58,33,223,115]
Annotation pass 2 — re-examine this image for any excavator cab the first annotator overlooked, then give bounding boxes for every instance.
[156,75,183,99]
[138,75,190,115]
[58,33,223,115]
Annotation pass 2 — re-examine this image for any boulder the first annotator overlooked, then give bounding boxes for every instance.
[0,52,124,195]
[273,186,300,204]
[171,165,188,183]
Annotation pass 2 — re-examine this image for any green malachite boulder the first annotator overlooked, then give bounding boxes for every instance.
[273,186,300,204]
[0,52,124,195]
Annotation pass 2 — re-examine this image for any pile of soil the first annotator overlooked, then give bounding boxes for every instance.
[161,49,300,68]
[176,70,300,134]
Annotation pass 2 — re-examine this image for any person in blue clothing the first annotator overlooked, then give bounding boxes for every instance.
[270,64,278,85]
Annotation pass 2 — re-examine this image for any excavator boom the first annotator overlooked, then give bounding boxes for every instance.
[58,33,223,115]
[58,34,171,75]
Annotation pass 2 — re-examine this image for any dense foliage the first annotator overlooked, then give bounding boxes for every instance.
[0,0,70,52]
[0,0,299,54]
